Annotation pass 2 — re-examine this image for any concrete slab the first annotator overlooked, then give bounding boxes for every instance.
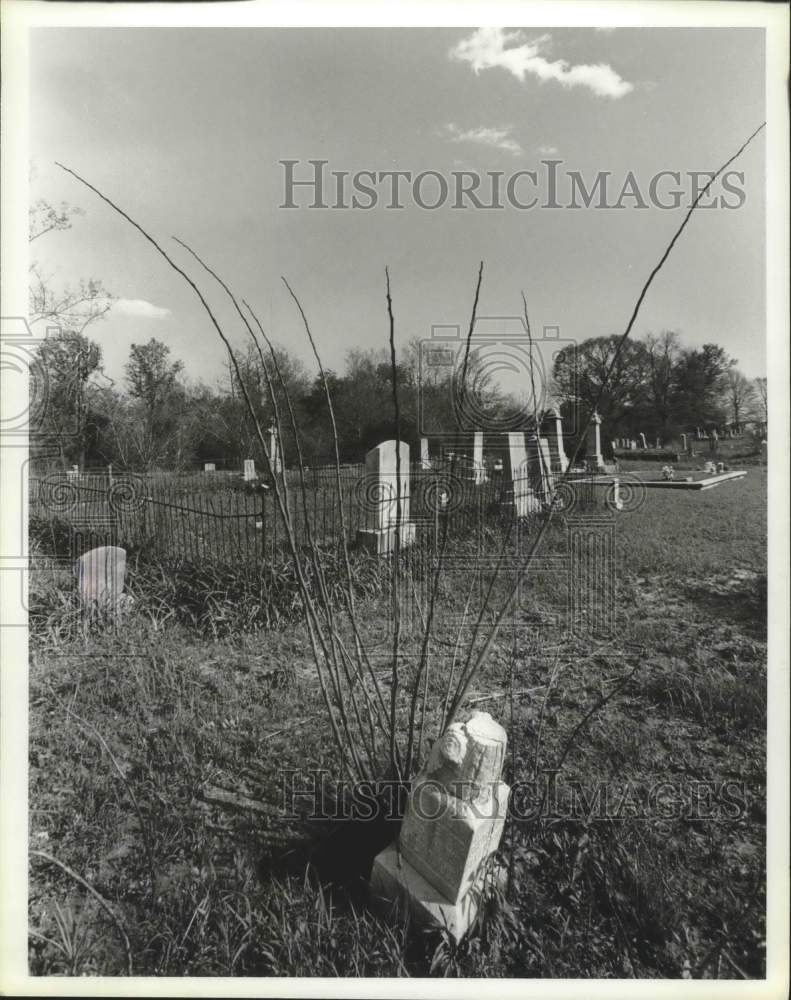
[572,471,747,491]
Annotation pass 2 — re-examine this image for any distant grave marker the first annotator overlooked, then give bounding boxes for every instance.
[548,405,569,472]
[472,430,486,484]
[507,432,539,517]
[420,437,431,470]
[268,424,283,475]
[587,413,605,470]
[357,440,415,555]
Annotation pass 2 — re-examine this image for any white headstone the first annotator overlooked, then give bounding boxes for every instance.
[507,432,539,516]
[472,431,486,484]
[357,440,415,554]
[680,434,687,452]
[77,546,127,613]
[539,437,554,496]
[371,711,510,941]
[549,406,569,473]
[420,437,431,470]
[526,434,552,502]
[243,458,256,481]
[268,424,283,475]
[587,413,605,470]
[639,432,648,449]
[204,462,216,472]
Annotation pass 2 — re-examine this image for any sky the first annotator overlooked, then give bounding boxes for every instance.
[29,25,767,392]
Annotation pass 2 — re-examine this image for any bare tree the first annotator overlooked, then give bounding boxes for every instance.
[124,338,185,470]
[724,368,758,431]
[28,198,114,332]
[644,330,681,431]
[753,376,767,425]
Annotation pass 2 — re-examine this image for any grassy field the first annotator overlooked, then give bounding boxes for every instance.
[28,467,766,978]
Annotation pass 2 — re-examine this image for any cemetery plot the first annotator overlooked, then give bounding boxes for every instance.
[28,468,767,977]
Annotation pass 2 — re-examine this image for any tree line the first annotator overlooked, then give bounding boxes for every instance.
[552,331,766,444]
[29,198,766,472]
[32,327,766,473]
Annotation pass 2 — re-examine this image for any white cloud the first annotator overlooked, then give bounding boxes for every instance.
[113,298,171,320]
[443,122,523,155]
[538,144,559,155]
[450,27,633,99]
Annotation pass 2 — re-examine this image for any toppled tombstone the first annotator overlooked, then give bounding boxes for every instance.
[370,711,510,942]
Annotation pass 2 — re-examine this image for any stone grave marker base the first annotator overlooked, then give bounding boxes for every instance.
[370,844,505,943]
[356,523,415,555]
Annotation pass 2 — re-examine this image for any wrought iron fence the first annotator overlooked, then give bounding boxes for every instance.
[29,464,603,567]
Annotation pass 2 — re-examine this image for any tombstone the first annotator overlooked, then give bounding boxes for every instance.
[107,464,114,486]
[639,432,647,450]
[472,431,486,484]
[357,440,415,555]
[539,437,555,496]
[680,433,687,453]
[526,435,553,503]
[268,424,283,476]
[630,439,637,450]
[77,546,129,615]
[204,462,216,472]
[587,413,605,470]
[66,466,78,481]
[548,406,569,473]
[243,458,256,481]
[420,437,431,470]
[507,432,540,516]
[655,438,661,450]
[371,711,510,942]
